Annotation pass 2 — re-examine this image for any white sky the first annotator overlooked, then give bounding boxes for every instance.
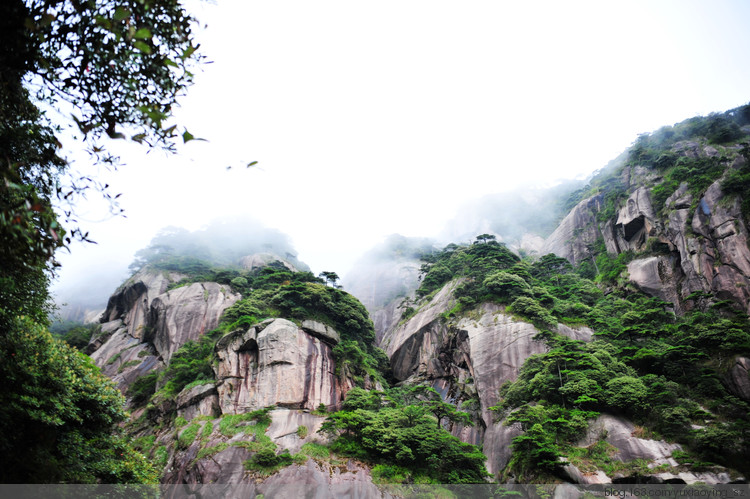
[52,0,750,302]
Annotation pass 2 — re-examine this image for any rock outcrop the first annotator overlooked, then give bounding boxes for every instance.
[725,356,750,402]
[88,268,240,393]
[380,280,594,475]
[562,414,740,485]
[541,194,603,267]
[541,148,750,315]
[214,318,344,413]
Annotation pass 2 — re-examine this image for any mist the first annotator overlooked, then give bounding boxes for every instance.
[49,1,750,321]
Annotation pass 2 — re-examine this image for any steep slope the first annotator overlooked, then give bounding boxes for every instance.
[88,267,240,392]
[377,236,749,484]
[85,248,401,487]
[542,107,750,316]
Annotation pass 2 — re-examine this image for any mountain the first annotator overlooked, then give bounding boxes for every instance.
[77,104,750,489]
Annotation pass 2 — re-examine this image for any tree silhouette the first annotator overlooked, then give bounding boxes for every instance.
[319,271,340,287]
[475,233,496,244]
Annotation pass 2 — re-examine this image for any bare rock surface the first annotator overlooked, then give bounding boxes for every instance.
[301,319,340,345]
[89,268,240,396]
[627,257,681,310]
[146,282,240,362]
[541,194,603,266]
[214,319,344,413]
[266,408,330,454]
[726,356,750,401]
[580,414,680,466]
[176,383,220,421]
[260,459,381,498]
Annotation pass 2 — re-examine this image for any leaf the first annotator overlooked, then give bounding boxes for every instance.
[134,28,152,40]
[95,15,112,30]
[134,41,152,54]
[113,7,130,21]
[182,43,200,60]
[247,161,258,168]
[182,129,206,143]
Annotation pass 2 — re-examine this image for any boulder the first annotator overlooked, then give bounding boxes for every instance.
[725,356,750,401]
[214,319,344,413]
[146,282,240,362]
[300,320,340,345]
[627,257,681,311]
[176,383,220,421]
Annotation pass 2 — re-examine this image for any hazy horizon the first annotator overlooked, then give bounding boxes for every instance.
[49,0,750,318]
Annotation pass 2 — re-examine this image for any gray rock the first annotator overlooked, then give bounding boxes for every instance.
[627,257,681,310]
[725,356,750,401]
[215,319,345,413]
[579,414,680,466]
[541,195,603,266]
[560,461,611,484]
[266,408,330,454]
[147,282,240,362]
[88,268,241,397]
[185,446,251,484]
[300,320,340,345]
[176,383,220,421]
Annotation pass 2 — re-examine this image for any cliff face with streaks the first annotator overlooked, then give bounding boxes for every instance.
[542,146,750,317]
[84,109,750,488]
[88,268,240,392]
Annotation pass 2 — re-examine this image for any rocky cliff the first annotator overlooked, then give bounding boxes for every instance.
[88,268,241,392]
[542,145,750,316]
[379,279,593,475]
[83,109,750,488]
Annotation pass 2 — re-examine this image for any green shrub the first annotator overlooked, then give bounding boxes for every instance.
[127,369,160,407]
[300,442,330,460]
[483,271,532,302]
[178,423,200,449]
[509,296,555,328]
[219,407,273,437]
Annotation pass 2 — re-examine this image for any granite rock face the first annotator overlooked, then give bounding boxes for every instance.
[88,268,240,395]
[146,282,238,361]
[541,149,750,315]
[540,194,603,267]
[176,383,220,421]
[567,414,739,485]
[725,356,750,401]
[380,280,594,475]
[214,319,344,413]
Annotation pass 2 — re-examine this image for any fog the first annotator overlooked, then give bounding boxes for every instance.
[50,0,750,319]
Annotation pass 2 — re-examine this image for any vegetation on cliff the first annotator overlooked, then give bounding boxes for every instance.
[412,231,750,481]
[320,386,487,484]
